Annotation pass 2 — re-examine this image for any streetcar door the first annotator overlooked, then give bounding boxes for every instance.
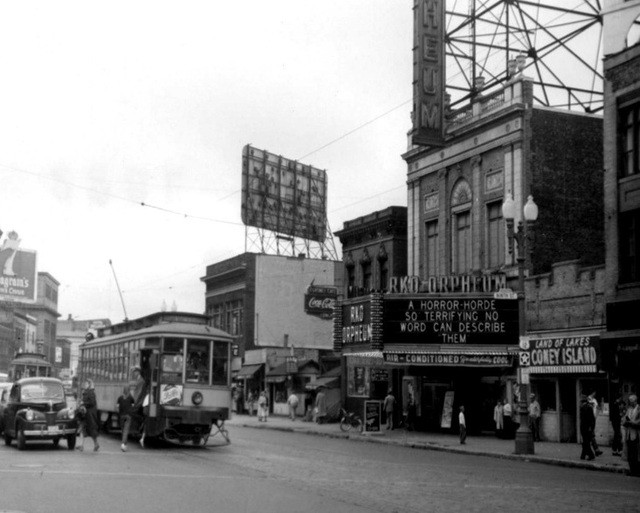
[140,349,159,417]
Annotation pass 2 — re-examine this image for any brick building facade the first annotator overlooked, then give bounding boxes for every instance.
[601,0,640,399]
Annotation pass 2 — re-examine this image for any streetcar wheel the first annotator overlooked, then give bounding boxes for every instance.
[16,428,26,451]
[339,418,351,432]
[66,434,76,450]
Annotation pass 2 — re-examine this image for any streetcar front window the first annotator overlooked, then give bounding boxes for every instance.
[212,342,229,386]
[186,339,210,384]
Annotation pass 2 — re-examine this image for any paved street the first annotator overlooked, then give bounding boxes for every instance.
[1,426,639,513]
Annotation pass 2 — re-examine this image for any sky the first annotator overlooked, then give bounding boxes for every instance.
[0,1,413,322]
[0,1,606,324]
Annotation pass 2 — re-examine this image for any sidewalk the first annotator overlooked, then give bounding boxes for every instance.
[226,413,631,475]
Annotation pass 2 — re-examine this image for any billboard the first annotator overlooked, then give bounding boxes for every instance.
[0,232,37,303]
[241,145,328,242]
[412,0,446,147]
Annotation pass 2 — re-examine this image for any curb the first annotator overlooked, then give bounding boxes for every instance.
[233,422,630,475]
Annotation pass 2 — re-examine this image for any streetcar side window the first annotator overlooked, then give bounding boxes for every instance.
[186,339,210,384]
[212,341,229,386]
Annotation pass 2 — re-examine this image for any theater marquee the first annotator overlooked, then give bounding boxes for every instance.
[383,295,519,345]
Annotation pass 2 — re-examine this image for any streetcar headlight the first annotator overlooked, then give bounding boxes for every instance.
[26,409,34,421]
[191,391,203,405]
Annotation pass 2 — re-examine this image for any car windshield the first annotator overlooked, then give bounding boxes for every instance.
[21,382,65,403]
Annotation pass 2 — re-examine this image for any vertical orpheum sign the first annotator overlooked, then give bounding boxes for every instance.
[412,0,446,147]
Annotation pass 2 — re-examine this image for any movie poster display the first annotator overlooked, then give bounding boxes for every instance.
[364,400,382,433]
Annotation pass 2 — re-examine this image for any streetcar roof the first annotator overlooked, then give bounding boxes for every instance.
[80,321,233,348]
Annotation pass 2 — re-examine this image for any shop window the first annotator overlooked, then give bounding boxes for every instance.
[620,209,640,283]
[535,380,556,411]
[347,365,370,397]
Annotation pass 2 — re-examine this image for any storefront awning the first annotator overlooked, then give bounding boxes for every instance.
[236,364,263,379]
[265,375,286,383]
[343,350,383,366]
[306,375,340,390]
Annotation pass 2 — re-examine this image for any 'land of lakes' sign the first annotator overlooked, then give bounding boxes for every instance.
[383,295,519,345]
[520,335,600,374]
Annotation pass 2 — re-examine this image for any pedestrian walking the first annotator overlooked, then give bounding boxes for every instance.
[587,391,603,456]
[610,394,625,456]
[383,389,396,430]
[287,392,299,421]
[579,394,596,461]
[528,393,541,442]
[257,390,269,422]
[117,385,135,452]
[493,400,504,438]
[623,394,640,476]
[130,366,147,445]
[458,405,467,444]
[314,387,327,424]
[78,379,100,452]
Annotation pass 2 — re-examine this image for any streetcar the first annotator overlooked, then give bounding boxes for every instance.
[8,352,53,381]
[77,311,233,446]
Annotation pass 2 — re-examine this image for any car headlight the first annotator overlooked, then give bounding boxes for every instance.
[191,391,203,405]
[26,409,34,421]
[67,409,75,420]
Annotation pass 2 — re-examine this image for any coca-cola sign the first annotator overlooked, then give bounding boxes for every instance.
[304,285,337,319]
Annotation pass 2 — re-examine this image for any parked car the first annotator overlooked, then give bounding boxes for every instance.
[0,382,13,434]
[2,377,78,450]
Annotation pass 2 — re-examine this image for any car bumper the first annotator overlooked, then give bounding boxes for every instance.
[23,426,76,437]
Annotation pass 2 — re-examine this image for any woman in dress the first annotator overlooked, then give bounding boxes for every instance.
[78,379,100,452]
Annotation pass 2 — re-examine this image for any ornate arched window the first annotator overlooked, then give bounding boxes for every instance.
[451,179,472,273]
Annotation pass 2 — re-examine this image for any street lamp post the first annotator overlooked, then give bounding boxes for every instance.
[502,193,538,455]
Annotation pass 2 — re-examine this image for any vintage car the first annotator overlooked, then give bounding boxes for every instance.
[2,377,78,450]
[0,382,13,433]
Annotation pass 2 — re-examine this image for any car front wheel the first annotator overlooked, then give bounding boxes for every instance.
[66,434,76,450]
[16,428,26,451]
[4,432,11,446]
